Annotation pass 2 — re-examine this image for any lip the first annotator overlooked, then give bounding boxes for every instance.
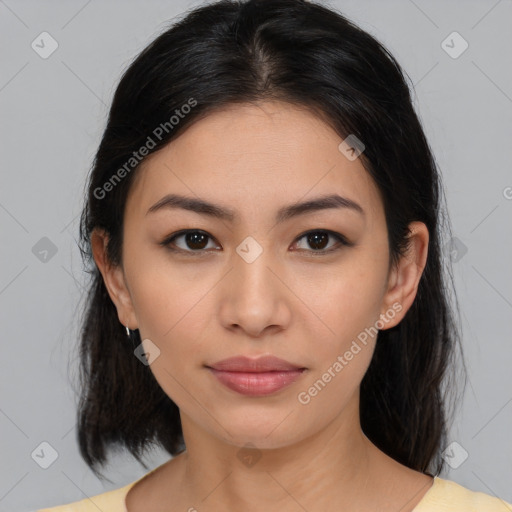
[207,355,304,372]
[206,356,307,396]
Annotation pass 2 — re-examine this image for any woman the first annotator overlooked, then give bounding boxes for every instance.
[38,0,511,510]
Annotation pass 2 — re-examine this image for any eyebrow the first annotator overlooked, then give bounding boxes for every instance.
[146,193,365,223]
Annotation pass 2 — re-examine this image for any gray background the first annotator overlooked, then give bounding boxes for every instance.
[1,0,511,510]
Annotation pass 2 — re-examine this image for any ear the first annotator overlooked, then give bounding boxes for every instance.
[379,221,429,329]
[90,228,138,330]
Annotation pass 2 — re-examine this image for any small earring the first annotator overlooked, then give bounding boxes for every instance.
[125,325,131,337]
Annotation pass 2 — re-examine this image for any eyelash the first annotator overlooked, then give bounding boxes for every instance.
[159,229,353,257]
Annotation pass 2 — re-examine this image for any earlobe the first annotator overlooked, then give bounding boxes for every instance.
[379,221,429,329]
[90,228,138,330]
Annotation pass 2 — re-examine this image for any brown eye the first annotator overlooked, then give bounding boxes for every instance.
[161,229,352,257]
[305,232,329,250]
[161,230,219,253]
[293,230,351,253]
[181,232,209,250]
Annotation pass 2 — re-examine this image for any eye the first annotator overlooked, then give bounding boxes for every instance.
[292,230,351,254]
[161,230,220,254]
[161,229,352,256]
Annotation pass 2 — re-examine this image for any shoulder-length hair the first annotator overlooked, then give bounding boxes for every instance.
[76,0,466,481]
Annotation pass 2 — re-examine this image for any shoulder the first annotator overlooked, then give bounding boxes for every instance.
[36,460,173,511]
[415,476,512,511]
[36,481,134,512]
[36,461,169,512]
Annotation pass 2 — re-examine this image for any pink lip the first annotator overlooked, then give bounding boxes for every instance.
[206,355,306,396]
[208,368,305,396]
[207,355,304,372]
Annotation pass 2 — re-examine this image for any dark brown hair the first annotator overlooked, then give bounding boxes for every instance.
[75,0,467,481]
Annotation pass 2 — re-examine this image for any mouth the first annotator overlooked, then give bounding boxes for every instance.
[206,354,305,372]
[206,368,306,396]
[205,355,307,396]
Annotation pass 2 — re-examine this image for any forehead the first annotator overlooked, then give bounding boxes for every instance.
[127,101,384,226]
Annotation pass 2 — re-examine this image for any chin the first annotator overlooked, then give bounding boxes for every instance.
[221,433,300,452]
[212,416,304,450]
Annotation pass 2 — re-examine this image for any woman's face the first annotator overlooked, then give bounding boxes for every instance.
[95,101,424,449]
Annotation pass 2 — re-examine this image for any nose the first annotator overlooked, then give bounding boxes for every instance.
[217,243,291,338]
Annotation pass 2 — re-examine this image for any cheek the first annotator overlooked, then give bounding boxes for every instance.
[296,268,382,411]
[125,239,210,337]
[301,260,385,352]
[126,262,211,407]
[296,339,374,427]
[125,259,220,405]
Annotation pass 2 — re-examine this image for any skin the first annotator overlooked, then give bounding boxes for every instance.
[92,101,432,512]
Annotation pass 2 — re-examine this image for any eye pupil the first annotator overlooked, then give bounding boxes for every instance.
[308,232,328,250]
[186,232,208,249]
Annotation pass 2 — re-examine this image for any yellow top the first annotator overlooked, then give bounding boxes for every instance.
[37,472,512,511]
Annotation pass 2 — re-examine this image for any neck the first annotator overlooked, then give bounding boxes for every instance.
[175,398,377,512]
